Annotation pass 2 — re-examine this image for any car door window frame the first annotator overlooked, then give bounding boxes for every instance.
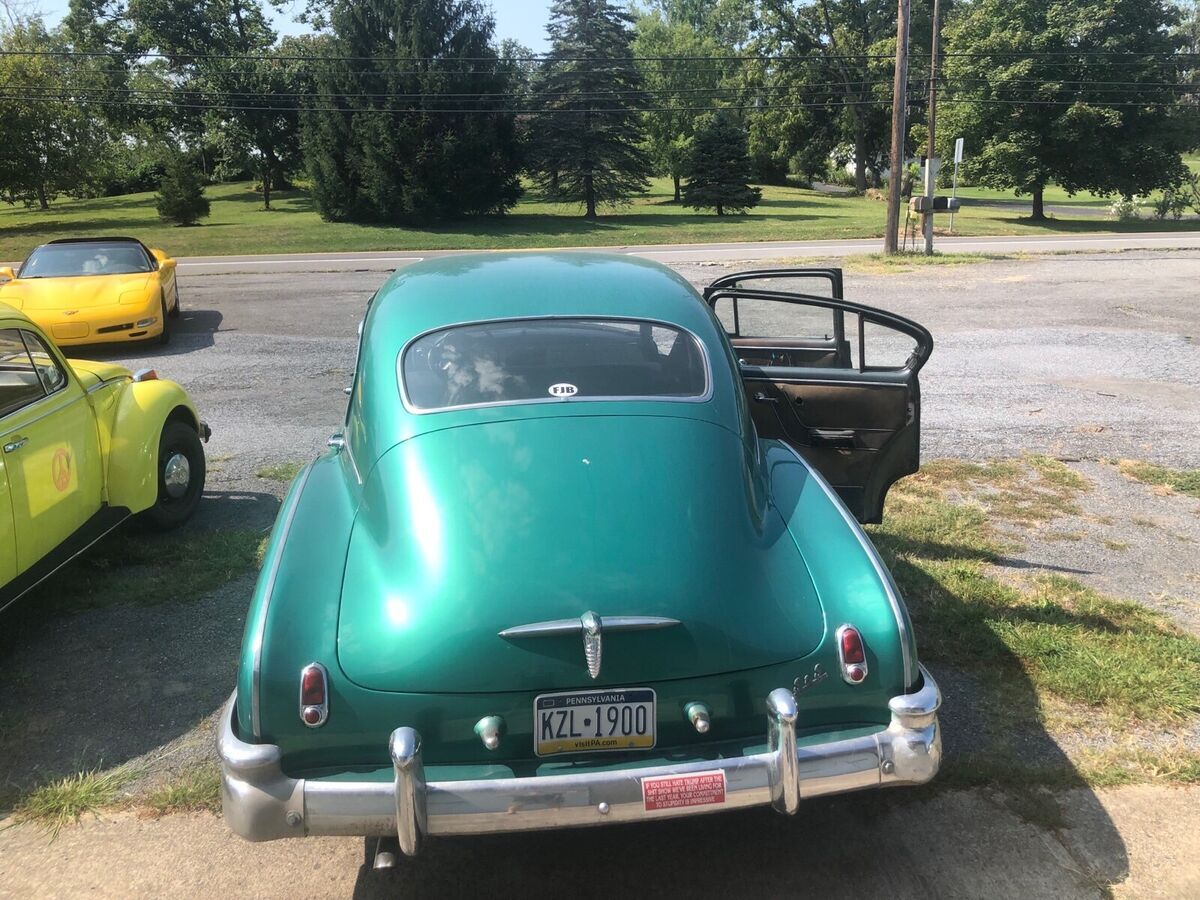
[0,327,48,419]
[19,330,70,398]
[705,288,933,376]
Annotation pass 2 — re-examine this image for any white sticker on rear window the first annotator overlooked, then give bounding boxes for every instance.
[548,382,578,398]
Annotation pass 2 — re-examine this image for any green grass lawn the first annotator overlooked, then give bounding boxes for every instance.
[952,184,1112,207]
[2,176,1197,261]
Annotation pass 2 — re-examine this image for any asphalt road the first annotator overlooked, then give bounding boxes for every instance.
[102,246,1200,486]
[171,230,1200,274]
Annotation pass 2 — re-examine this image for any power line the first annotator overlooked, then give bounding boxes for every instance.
[6,71,1199,102]
[1,47,1198,63]
[0,90,1191,114]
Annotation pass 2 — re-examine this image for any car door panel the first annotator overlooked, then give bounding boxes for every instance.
[0,329,103,572]
[706,271,932,524]
[730,339,848,369]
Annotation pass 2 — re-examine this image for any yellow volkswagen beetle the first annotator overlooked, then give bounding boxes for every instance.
[0,302,208,611]
[0,236,180,346]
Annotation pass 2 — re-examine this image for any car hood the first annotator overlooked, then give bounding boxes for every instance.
[337,415,826,693]
[0,273,154,310]
[67,358,132,390]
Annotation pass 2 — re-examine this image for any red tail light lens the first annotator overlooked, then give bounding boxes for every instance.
[299,662,329,727]
[836,625,869,685]
[840,627,865,664]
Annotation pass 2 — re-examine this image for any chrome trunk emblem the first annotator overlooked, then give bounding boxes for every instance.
[498,613,682,681]
[580,611,602,679]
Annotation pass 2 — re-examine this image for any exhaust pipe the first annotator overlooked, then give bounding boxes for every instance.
[372,836,400,870]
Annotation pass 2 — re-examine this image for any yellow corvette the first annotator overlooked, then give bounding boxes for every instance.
[0,237,180,346]
[0,302,208,611]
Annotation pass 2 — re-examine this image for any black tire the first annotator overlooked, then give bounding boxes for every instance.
[157,294,171,345]
[140,421,205,530]
[168,283,181,318]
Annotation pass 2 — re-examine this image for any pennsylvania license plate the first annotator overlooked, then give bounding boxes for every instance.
[534,688,656,756]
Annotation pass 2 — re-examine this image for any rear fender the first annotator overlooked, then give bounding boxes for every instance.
[764,439,919,697]
[107,380,201,513]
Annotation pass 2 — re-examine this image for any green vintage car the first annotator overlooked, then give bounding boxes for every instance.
[219,253,941,863]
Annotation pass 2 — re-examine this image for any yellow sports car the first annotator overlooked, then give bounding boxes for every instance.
[0,301,208,611]
[0,236,180,346]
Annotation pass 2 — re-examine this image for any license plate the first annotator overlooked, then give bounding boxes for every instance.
[534,688,656,756]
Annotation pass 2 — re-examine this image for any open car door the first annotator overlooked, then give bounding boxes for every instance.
[704,269,933,524]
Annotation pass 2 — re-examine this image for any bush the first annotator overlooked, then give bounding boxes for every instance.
[1108,196,1141,222]
[1152,190,1189,221]
[155,155,210,226]
[824,165,857,188]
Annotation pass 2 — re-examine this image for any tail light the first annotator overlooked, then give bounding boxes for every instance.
[299,662,329,727]
[836,625,868,684]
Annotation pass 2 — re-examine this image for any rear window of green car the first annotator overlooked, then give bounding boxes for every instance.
[401,318,710,412]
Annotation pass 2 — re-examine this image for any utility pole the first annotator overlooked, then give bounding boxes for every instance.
[884,0,911,254]
[921,0,942,255]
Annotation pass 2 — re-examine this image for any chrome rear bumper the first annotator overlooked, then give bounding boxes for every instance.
[219,666,941,852]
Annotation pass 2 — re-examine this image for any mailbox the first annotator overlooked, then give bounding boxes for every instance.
[910,196,961,212]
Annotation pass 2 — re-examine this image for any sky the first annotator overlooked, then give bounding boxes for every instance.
[35,0,553,51]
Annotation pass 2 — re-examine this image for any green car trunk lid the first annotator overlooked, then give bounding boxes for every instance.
[336,415,826,694]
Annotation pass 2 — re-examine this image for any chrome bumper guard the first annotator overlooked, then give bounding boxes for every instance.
[219,666,941,852]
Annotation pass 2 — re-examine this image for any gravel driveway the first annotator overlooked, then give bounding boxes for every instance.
[1,249,1197,897]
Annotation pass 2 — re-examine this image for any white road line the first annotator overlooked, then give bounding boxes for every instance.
[635,235,1200,257]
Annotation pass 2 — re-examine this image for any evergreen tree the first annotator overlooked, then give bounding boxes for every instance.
[301,0,522,224]
[683,112,761,215]
[532,0,651,218]
[155,152,210,225]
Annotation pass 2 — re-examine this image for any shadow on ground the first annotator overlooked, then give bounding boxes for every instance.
[61,308,224,360]
[0,488,278,801]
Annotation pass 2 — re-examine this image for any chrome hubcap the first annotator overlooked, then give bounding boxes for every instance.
[163,452,191,499]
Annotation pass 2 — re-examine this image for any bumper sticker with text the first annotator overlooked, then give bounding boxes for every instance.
[641,770,727,811]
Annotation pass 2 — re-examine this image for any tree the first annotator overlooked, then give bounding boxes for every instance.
[757,0,901,192]
[0,20,113,208]
[531,0,651,218]
[122,0,306,208]
[155,150,211,224]
[683,111,762,214]
[301,0,522,224]
[203,38,312,208]
[633,9,725,202]
[1176,1,1200,118]
[940,0,1193,219]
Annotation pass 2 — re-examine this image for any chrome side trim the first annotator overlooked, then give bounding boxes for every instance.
[87,376,130,394]
[775,442,915,687]
[217,666,941,845]
[250,463,315,739]
[499,615,681,639]
[0,389,84,432]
